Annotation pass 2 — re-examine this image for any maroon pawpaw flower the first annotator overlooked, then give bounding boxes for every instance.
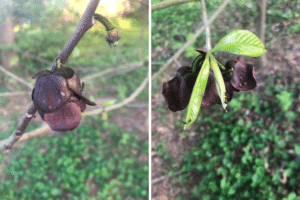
[201,73,234,107]
[32,67,96,132]
[162,60,256,112]
[226,60,257,91]
[162,66,197,112]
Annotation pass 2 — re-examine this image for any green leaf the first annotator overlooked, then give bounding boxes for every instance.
[211,30,266,57]
[209,53,227,110]
[184,54,210,128]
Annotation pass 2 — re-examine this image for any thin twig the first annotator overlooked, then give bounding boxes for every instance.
[201,0,212,51]
[152,171,182,184]
[0,65,33,89]
[0,91,31,97]
[152,0,232,81]
[82,61,145,83]
[152,0,198,12]
[83,73,149,116]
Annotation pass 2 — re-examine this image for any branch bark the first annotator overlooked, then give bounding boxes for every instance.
[201,0,211,51]
[0,0,102,151]
[51,0,100,71]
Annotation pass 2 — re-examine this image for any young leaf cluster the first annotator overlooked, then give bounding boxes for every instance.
[185,30,266,127]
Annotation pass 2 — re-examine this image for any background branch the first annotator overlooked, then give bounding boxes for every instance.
[0,0,102,151]
[0,65,33,89]
[83,73,149,116]
[152,0,197,12]
[0,91,31,97]
[82,61,145,83]
[152,0,232,81]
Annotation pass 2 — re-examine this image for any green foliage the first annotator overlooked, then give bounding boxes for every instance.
[185,30,267,127]
[211,30,267,57]
[277,91,293,111]
[0,118,148,199]
[185,54,209,128]
[169,79,300,199]
[209,53,226,109]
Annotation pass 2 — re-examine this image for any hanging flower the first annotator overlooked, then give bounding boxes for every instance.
[162,60,256,112]
[162,66,197,112]
[226,60,257,91]
[32,67,96,132]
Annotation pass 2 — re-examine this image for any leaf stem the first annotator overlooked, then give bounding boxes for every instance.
[94,13,115,31]
[200,0,211,51]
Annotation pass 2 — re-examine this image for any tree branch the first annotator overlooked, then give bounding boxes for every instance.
[83,73,149,116]
[0,0,102,151]
[152,0,232,81]
[0,91,31,97]
[82,61,145,83]
[0,65,33,89]
[152,0,197,12]
[0,102,37,150]
[51,0,100,71]
[201,0,211,51]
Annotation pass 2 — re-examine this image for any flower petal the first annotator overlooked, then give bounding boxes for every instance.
[162,66,196,112]
[202,73,235,107]
[32,74,72,113]
[45,102,82,132]
[67,73,96,106]
[230,61,257,91]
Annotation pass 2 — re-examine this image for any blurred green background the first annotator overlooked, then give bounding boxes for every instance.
[0,0,148,199]
[152,0,300,199]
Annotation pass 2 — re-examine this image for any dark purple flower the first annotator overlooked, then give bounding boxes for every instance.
[202,73,235,107]
[32,67,96,132]
[226,60,257,91]
[162,66,197,112]
[162,69,235,111]
[162,60,257,112]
